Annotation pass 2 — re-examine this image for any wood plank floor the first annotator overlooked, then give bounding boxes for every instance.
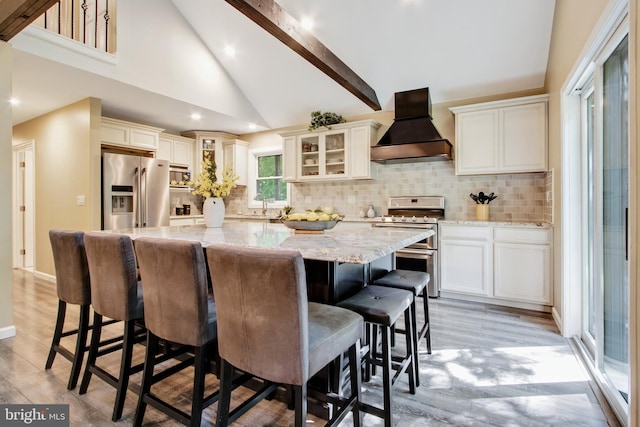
[1,269,619,426]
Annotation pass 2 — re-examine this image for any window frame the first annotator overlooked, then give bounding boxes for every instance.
[247,147,290,210]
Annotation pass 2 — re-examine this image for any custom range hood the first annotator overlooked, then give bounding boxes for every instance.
[371,88,452,163]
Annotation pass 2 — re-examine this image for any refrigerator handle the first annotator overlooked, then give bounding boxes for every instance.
[141,167,147,227]
[133,167,139,227]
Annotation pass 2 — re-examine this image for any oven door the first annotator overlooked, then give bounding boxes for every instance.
[395,247,439,298]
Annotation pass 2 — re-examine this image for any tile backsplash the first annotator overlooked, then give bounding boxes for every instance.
[224,161,553,224]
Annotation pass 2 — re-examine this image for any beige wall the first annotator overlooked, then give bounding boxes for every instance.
[543,0,610,322]
[12,98,102,276]
[0,42,14,333]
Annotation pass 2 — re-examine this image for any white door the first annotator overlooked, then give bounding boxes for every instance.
[13,143,34,270]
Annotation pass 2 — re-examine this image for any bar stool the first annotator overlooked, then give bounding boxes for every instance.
[374,270,432,386]
[79,232,146,421]
[337,285,416,427]
[206,245,364,427]
[133,237,219,427]
[46,230,92,390]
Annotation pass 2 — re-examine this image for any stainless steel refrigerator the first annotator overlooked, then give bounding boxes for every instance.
[102,153,170,230]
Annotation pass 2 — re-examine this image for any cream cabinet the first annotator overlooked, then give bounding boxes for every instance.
[158,133,195,169]
[222,139,248,186]
[449,95,548,175]
[182,131,248,186]
[101,117,163,150]
[280,119,380,182]
[439,222,553,311]
[440,225,492,296]
[493,226,552,305]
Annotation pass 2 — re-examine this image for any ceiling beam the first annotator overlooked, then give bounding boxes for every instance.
[225,0,381,111]
[0,0,59,41]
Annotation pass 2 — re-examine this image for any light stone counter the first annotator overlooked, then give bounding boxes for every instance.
[439,220,552,228]
[106,221,432,264]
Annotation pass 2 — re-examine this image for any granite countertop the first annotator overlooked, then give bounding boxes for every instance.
[223,214,384,223]
[104,222,432,264]
[439,219,552,228]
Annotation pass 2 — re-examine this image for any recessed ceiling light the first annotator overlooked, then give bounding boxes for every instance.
[9,97,20,106]
[191,113,202,120]
[248,123,257,130]
[300,17,314,31]
[224,45,236,57]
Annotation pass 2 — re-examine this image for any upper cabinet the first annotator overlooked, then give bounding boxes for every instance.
[158,133,195,170]
[449,95,549,175]
[181,131,248,186]
[280,119,381,182]
[101,117,163,151]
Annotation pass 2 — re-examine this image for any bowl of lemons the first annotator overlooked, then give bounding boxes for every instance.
[281,209,343,232]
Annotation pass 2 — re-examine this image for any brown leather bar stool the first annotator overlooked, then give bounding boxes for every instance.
[46,230,92,390]
[374,269,432,386]
[133,237,220,427]
[79,232,147,421]
[206,245,364,427]
[337,285,416,427]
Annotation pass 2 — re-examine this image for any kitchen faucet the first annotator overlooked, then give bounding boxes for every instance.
[254,193,274,216]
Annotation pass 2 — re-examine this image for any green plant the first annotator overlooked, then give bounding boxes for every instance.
[308,111,346,131]
[189,158,239,198]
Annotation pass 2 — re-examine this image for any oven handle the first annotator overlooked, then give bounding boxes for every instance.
[396,248,434,260]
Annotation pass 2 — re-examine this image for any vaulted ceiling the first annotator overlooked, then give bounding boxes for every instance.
[6,0,556,134]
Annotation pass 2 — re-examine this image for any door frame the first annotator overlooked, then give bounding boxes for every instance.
[12,140,35,270]
[560,1,630,424]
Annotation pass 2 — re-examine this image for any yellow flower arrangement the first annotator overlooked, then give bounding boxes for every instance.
[189,158,239,198]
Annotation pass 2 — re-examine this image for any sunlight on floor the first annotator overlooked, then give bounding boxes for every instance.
[422,346,588,388]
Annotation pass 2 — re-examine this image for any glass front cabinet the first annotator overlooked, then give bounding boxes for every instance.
[281,119,381,182]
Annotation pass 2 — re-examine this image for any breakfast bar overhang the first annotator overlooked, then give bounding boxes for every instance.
[104,221,434,304]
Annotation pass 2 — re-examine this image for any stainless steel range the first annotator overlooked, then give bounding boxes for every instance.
[373,196,444,297]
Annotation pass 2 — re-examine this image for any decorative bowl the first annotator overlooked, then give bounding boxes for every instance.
[281,219,340,231]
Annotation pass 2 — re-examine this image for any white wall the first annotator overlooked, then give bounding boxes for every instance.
[0,41,15,339]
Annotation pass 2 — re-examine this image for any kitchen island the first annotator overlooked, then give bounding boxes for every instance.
[106,221,433,303]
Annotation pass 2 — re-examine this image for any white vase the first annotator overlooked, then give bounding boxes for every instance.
[203,197,225,228]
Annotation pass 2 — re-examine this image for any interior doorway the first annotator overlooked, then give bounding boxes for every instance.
[12,141,34,271]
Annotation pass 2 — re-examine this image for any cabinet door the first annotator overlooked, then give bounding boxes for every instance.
[440,238,492,296]
[455,110,499,175]
[101,123,128,146]
[222,140,248,186]
[299,135,321,179]
[173,139,193,167]
[349,125,370,179]
[500,102,547,172]
[494,242,551,304]
[283,136,298,182]
[157,137,172,161]
[130,128,158,149]
[324,131,346,179]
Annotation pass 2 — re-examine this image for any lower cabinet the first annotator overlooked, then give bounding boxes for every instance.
[440,225,492,296]
[439,223,553,311]
[493,226,552,305]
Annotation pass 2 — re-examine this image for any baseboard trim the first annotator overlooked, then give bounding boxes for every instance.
[0,325,17,340]
[34,270,56,283]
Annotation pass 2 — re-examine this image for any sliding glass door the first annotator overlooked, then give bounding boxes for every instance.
[601,35,629,403]
[581,33,629,413]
